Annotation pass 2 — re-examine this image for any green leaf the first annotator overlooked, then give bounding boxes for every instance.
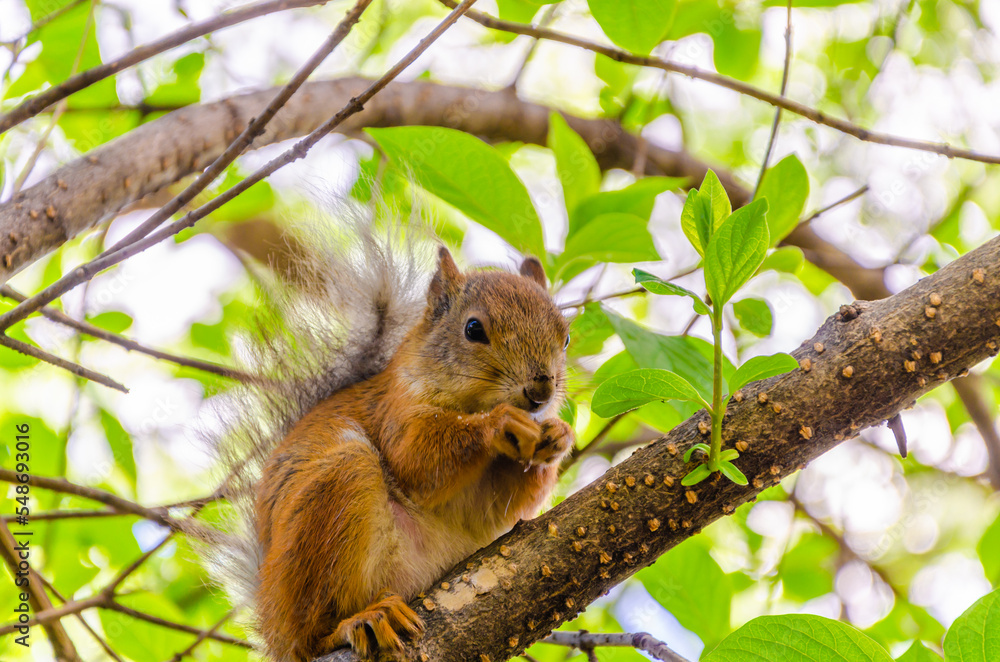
[558,397,577,426]
[556,213,658,283]
[591,368,706,417]
[866,601,946,650]
[681,463,712,486]
[733,297,773,337]
[98,409,136,492]
[729,352,798,395]
[681,170,731,256]
[704,198,769,306]
[713,22,762,81]
[754,154,810,245]
[683,443,711,462]
[86,311,134,335]
[496,0,554,21]
[780,534,838,601]
[569,303,615,358]
[146,51,204,107]
[570,177,686,234]
[587,0,677,54]
[593,351,640,385]
[705,614,894,662]
[943,587,1000,662]
[979,513,1000,586]
[718,460,748,485]
[760,245,805,274]
[633,268,709,315]
[8,1,118,109]
[604,310,722,402]
[639,538,732,650]
[367,127,544,256]
[896,642,943,662]
[548,112,601,216]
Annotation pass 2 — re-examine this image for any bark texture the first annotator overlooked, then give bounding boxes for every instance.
[316,234,1000,662]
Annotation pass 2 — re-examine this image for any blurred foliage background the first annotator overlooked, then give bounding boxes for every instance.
[0,0,999,660]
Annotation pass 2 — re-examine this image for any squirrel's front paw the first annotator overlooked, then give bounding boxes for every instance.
[532,418,574,466]
[491,403,541,464]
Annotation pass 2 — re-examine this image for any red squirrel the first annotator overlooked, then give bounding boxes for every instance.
[229,243,573,661]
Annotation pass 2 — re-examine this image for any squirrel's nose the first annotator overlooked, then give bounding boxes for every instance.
[523,375,554,410]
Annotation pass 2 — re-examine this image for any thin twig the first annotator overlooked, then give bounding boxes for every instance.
[0,594,107,636]
[0,333,128,392]
[0,0,480,341]
[0,0,335,134]
[797,185,869,226]
[102,0,375,257]
[563,413,626,473]
[1,0,88,45]
[37,574,126,662]
[543,631,691,662]
[0,469,182,527]
[166,607,238,662]
[106,602,251,648]
[11,1,96,195]
[2,508,122,522]
[440,0,1000,165]
[559,286,644,310]
[507,3,558,89]
[789,493,904,600]
[1,285,253,381]
[753,0,794,199]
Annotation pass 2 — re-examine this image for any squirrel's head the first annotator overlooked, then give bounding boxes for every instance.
[401,246,569,419]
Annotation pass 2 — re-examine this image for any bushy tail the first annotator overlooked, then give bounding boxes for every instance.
[189,201,434,624]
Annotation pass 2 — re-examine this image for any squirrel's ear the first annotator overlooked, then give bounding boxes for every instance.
[427,246,463,317]
[519,256,547,288]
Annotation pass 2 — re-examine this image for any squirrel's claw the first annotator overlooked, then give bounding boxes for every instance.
[324,592,424,659]
[532,418,575,466]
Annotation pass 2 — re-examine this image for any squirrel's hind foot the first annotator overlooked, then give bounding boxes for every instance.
[323,591,424,658]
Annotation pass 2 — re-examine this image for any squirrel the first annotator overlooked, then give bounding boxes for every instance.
[200,221,574,662]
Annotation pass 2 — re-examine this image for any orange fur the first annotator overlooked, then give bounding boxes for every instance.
[254,249,573,661]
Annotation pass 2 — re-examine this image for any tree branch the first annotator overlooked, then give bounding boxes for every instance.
[0,333,127,392]
[0,522,79,661]
[543,631,690,662]
[0,469,184,528]
[753,0,794,198]
[315,233,1000,661]
[1,284,252,381]
[440,1,1000,165]
[0,0,480,339]
[0,0,335,134]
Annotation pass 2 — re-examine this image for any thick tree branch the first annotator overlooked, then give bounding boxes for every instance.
[0,78,771,283]
[0,522,79,661]
[316,235,1000,661]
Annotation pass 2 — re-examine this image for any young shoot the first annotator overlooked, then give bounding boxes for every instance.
[591,170,799,486]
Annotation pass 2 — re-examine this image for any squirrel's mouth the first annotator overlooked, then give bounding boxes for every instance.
[522,388,546,412]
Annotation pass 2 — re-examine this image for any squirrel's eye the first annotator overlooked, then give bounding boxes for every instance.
[465,318,489,344]
[564,334,571,350]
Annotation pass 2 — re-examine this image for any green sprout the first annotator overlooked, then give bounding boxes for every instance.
[591,170,799,486]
